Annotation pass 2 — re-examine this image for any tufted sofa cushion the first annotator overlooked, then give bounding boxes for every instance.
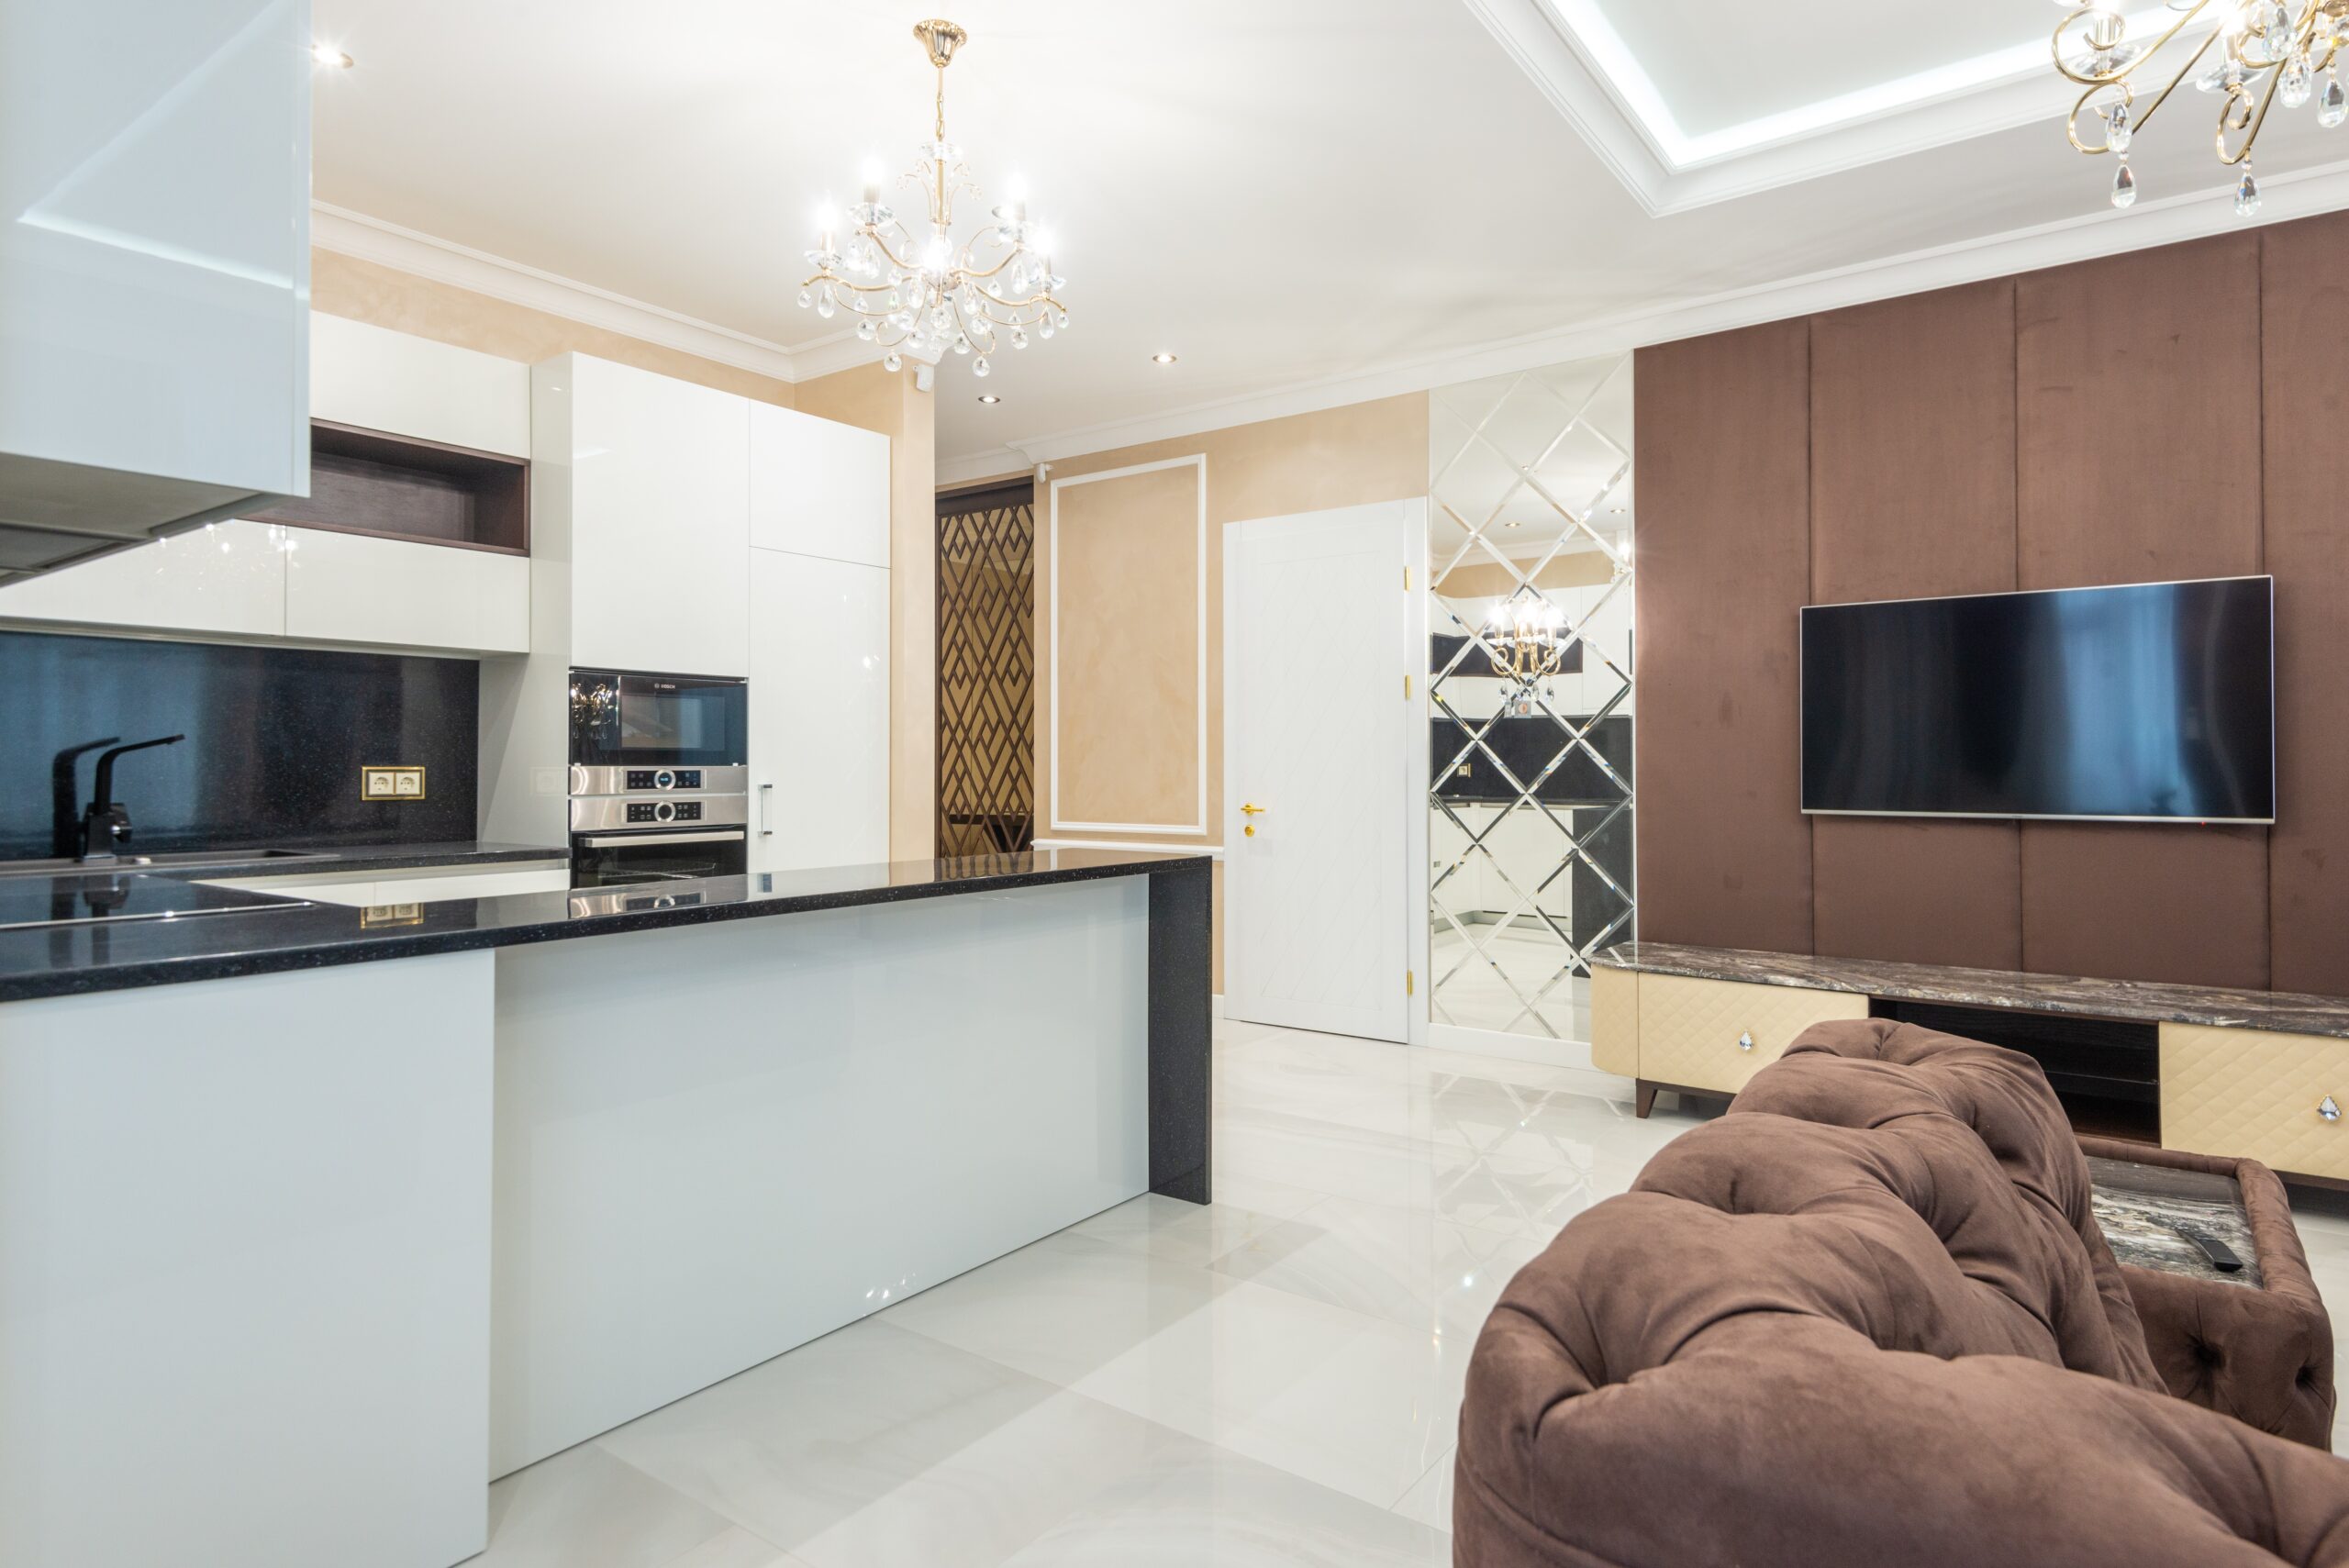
[1454,1018,2349,1566]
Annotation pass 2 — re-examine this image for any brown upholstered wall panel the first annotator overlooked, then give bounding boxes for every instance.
[1635,321,1814,951]
[2014,235,2268,990]
[2261,211,2349,995]
[1809,282,2022,969]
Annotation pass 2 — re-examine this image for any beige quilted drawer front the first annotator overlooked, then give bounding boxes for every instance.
[1590,965,1638,1079]
[1635,974,1870,1095]
[2163,1023,2349,1181]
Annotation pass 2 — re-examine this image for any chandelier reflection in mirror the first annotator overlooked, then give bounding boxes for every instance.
[2054,1,2349,217]
[1486,595,1570,717]
[798,18,1067,379]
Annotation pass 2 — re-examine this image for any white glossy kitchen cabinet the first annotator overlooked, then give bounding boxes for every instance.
[749,547,889,873]
[285,531,530,653]
[311,314,530,459]
[551,355,751,677]
[0,0,310,575]
[749,402,890,568]
[0,521,288,637]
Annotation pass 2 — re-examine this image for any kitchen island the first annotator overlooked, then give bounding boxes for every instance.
[0,848,1210,1568]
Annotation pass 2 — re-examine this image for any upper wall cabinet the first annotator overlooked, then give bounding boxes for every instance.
[0,520,289,638]
[749,403,891,569]
[538,355,752,677]
[0,0,310,580]
[310,315,531,460]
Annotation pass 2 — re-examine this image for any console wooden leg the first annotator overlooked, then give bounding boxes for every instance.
[1635,1080,1658,1118]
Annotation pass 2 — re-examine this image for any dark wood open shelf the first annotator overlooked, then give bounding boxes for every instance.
[251,420,529,555]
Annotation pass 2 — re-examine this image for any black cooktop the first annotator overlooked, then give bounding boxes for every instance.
[0,877,303,933]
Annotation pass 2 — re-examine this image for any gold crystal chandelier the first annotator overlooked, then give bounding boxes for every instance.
[2055,2,2349,215]
[798,19,1066,379]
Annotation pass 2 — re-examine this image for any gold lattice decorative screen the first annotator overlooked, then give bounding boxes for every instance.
[936,481,1037,858]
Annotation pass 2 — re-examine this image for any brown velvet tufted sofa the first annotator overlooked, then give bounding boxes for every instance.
[1455,1018,2349,1568]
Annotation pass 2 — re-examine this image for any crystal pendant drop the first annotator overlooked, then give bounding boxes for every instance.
[816,292,836,319]
[2323,68,2348,126]
[2284,52,2315,106]
[2107,96,2133,151]
[2235,162,2263,218]
[883,350,903,372]
[1010,326,1028,349]
[1039,317,1055,339]
[796,288,813,308]
[2111,158,2138,208]
[973,355,991,378]
[856,318,876,341]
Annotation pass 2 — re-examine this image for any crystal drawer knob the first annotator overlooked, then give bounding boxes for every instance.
[1738,1030,1755,1052]
[2322,1096,2343,1124]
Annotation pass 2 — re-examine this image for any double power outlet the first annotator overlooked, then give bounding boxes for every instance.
[362,766,427,802]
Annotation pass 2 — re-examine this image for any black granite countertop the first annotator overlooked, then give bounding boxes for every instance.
[1594,941,2349,1040]
[0,849,1211,1003]
[0,840,567,883]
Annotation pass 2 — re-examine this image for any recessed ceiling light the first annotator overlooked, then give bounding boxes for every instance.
[1151,352,1178,364]
[311,41,354,68]
[976,394,1001,404]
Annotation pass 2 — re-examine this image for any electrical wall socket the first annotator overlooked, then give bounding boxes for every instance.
[362,766,427,802]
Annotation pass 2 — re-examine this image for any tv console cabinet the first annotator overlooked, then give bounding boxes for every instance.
[1592,942,2349,1188]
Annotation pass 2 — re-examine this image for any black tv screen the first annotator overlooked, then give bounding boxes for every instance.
[1800,577,2275,824]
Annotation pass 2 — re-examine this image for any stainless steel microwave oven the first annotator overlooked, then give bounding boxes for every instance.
[568,669,748,770]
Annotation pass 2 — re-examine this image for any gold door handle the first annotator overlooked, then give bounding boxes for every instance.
[1241,804,1268,816]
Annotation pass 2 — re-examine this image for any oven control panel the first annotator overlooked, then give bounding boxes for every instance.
[626,769,703,791]
[624,800,706,824]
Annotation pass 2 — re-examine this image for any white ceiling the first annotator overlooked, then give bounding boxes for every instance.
[308,1,2349,481]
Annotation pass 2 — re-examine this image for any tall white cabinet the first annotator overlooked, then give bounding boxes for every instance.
[748,403,893,873]
[492,360,892,869]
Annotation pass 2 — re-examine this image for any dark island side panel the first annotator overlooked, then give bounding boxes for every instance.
[0,630,478,859]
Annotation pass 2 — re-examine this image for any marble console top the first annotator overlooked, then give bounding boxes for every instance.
[1595,941,2349,1040]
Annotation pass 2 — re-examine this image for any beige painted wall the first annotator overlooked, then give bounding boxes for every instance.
[797,362,939,860]
[1030,394,1431,987]
[312,250,796,406]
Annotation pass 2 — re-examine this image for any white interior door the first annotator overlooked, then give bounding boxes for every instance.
[1225,501,1419,1042]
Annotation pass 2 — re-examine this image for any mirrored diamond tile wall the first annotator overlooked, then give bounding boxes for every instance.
[1428,355,1635,1043]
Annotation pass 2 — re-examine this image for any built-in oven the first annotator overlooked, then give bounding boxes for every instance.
[569,669,748,771]
[569,668,751,887]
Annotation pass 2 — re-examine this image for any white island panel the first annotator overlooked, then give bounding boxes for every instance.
[0,951,495,1568]
[489,874,1150,1475]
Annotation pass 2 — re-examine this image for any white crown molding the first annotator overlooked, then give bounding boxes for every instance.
[311,202,898,385]
[1461,0,2155,216]
[937,447,1036,487]
[941,158,2349,475]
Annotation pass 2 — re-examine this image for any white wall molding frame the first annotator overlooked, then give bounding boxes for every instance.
[940,156,2349,478]
[1032,838,1227,858]
[311,203,888,385]
[1047,454,1210,838]
[1462,0,2173,216]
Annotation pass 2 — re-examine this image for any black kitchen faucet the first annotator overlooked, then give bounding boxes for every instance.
[77,735,185,863]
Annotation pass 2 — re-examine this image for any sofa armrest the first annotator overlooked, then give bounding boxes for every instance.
[2080,1135,2336,1450]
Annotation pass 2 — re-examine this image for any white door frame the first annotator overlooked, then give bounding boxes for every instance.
[1220,498,1428,1045]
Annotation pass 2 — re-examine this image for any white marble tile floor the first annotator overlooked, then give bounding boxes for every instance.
[463,1016,2349,1564]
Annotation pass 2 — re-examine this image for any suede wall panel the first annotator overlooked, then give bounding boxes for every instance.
[1808,282,2023,970]
[2014,235,2268,990]
[1634,321,1814,952]
[2261,211,2349,997]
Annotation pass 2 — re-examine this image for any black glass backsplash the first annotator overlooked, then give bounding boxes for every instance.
[1433,714,1631,806]
[0,630,477,860]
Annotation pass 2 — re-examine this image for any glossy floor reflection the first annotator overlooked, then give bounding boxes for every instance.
[466,1017,2349,1565]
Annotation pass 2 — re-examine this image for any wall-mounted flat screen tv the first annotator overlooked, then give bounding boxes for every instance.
[1800,576,2275,824]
